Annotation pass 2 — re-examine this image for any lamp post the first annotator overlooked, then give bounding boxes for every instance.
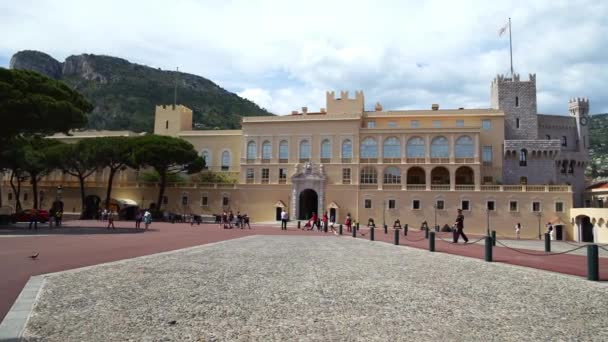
[536,212,542,240]
[486,207,490,236]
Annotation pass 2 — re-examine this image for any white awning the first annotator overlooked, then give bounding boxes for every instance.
[115,198,139,207]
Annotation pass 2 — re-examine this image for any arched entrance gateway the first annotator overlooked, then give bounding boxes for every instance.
[290,162,326,221]
[576,215,594,242]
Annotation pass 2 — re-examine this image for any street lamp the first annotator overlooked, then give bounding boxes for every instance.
[56,185,62,200]
[536,212,542,240]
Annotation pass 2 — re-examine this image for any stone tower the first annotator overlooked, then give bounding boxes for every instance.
[490,74,538,140]
[153,104,193,136]
[568,97,590,153]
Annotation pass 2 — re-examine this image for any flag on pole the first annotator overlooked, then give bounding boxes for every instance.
[498,21,509,37]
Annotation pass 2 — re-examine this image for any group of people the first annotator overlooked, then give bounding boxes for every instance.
[134,209,153,230]
[514,222,556,240]
[217,210,251,229]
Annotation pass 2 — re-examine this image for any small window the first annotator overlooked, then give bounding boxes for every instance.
[519,149,527,167]
[482,119,491,130]
[516,118,520,129]
[461,200,470,211]
[532,201,541,212]
[201,196,208,206]
[222,196,230,207]
[261,168,270,184]
[483,176,493,184]
[367,121,376,128]
[515,96,519,107]
[486,200,496,211]
[555,202,564,213]
[520,176,528,185]
[435,200,445,210]
[509,201,518,212]
[456,120,464,128]
[364,199,372,208]
[181,195,189,206]
[342,168,351,184]
[482,146,493,165]
[388,121,398,128]
[246,168,254,183]
[411,120,420,128]
[388,199,396,209]
[162,196,168,204]
[412,200,421,210]
[279,168,287,184]
[165,120,169,129]
[562,136,567,147]
[432,120,441,128]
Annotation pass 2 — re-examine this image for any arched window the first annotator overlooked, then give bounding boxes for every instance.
[455,136,474,158]
[406,137,425,158]
[299,140,310,160]
[360,166,378,184]
[201,150,210,169]
[431,136,449,158]
[279,140,288,160]
[262,141,271,160]
[342,139,353,158]
[321,139,331,159]
[360,137,378,158]
[246,141,257,160]
[221,151,230,171]
[383,166,401,184]
[519,149,527,166]
[383,137,401,158]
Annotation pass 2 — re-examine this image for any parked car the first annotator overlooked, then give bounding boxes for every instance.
[11,209,50,223]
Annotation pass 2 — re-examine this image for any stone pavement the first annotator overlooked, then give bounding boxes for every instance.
[19,236,608,341]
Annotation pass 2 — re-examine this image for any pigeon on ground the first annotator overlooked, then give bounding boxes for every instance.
[29,252,39,260]
[168,320,177,325]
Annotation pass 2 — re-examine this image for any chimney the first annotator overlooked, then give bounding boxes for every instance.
[431,104,439,111]
[302,106,308,114]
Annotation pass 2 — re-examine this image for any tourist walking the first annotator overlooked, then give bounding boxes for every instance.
[143,210,152,229]
[107,210,116,229]
[55,210,62,227]
[322,212,328,232]
[546,223,555,240]
[345,213,352,233]
[311,212,319,230]
[243,214,251,229]
[515,222,522,240]
[281,209,288,230]
[135,210,143,229]
[454,209,468,243]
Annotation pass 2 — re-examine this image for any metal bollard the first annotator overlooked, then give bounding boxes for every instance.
[384,224,388,234]
[404,224,408,236]
[429,232,435,252]
[352,225,357,238]
[491,230,496,247]
[339,224,343,235]
[324,223,328,233]
[394,229,400,245]
[370,226,375,241]
[297,221,301,229]
[485,236,493,262]
[544,233,551,252]
[356,222,360,230]
[587,244,599,281]
[425,227,429,239]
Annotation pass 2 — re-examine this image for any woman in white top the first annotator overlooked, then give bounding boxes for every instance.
[515,223,522,240]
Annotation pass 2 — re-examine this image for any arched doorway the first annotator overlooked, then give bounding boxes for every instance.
[406,167,425,185]
[298,189,318,220]
[431,167,450,185]
[578,215,594,242]
[455,166,474,185]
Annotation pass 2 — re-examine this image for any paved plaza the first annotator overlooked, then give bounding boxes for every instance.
[17,235,608,341]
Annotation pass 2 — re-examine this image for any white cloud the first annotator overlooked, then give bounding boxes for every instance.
[1,0,607,115]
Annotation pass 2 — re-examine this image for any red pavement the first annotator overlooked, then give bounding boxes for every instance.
[1,221,605,322]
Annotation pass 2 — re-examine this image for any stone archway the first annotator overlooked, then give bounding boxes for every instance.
[290,162,326,220]
[576,215,594,242]
[298,189,318,220]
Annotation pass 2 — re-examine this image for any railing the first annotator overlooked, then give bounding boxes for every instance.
[430,158,450,164]
[455,185,475,191]
[455,158,475,163]
[431,185,450,191]
[246,179,254,184]
[279,159,288,164]
[246,158,256,164]
[481,185,500,191]
[382,184,401,190]
[548,185,570,192]
[320,158,331,164]
[341,158,352,164]
[405,158,425,164]
[383,158,400,164]
[526,185,546,192]
[359,184,378,190]
[342,180,351,185]
[482,161,493,167]
[360,158,378,164]
[299,158,310,163]
[261,159,271,164]
[503,185,523,191]
[278,178,287,184]
[261,179,269,184]
[406,184,426,190]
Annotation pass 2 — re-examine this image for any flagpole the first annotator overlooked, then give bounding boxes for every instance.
[508,17,514,77]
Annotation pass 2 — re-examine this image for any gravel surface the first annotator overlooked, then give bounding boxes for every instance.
[23,236,608,341]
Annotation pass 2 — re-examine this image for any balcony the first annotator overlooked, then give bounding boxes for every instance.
[455,185,475,191]
[261,159,271,164]
[278,178,287,184]
[383,158,400,164]
[431,185,450,191]
[455,158,475,163]
[299,158,310,163]
[279,158,288,164]
[341,158,352,164]
[406,184,426,191]
[261,179,269,184]
[406,158,425,164]
[320,158,331,164]
[430,158,450,164]
[359,184,378,190]
[360,158,378,164]
[383,184,401,190]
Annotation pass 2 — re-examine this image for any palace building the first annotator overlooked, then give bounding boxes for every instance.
[4,73,605,242]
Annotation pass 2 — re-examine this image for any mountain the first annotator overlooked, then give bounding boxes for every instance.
[9,50,273,132]
[588,113,608,179]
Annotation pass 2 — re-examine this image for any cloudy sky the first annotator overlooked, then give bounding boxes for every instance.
[1,0,606,115]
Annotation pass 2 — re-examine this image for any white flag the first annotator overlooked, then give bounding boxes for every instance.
[498,21,509,37]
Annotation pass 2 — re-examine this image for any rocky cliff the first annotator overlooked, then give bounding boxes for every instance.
[9,50,272,132]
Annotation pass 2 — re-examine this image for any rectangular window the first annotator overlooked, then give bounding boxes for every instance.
[412,200,421,210]
[181,195,189,206]
[388,199,396,209]
[261,168,270,184]
[222,196,230,207]
[366,121,376,128]
[201,196,208,206]
[461,200,470,211]
[456,120,464,128]
[411,120,420,128]
[515,96,519,107]
[432,120,441,128]
[342,168,351,184]
[483,176,493,184]
[482,119,491,130]
[555,202,564,213]
[532,201,541,212]
[246,168,254,183]
[364,199,372,209]
[388,121,398,128]
[436,200,445,210]
[482,146,493,166]
[279,168,287,184]
[509,201,518,212]
[486,200,496,211]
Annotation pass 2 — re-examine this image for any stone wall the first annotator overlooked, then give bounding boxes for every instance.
[490,74,538,140]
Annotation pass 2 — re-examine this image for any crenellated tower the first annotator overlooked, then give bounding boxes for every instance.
[568,97,590,153]
[491,73,538,140]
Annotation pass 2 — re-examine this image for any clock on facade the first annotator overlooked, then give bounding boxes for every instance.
[579,116,589,126]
